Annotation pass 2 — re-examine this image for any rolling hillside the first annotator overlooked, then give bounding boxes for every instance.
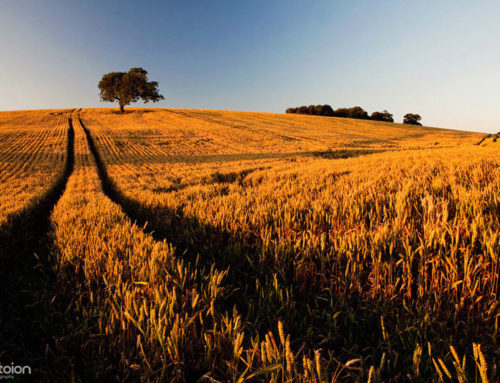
[0,108,497,382]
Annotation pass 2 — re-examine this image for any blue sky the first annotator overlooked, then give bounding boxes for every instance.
[0,0,499,132]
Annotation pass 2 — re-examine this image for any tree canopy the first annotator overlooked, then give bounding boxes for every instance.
[98,68,164,113]
[371,110,394,122]
[403,113,422,125]
[286,104,422,125]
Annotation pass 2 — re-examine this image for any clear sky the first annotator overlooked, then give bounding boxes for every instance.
[1,1,499,133]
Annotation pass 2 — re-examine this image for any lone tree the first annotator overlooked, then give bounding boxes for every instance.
[98,68,164,113]
[403,113,422,125]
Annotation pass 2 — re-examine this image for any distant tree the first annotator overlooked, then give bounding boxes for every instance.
[320,104,335,116]
[98,67,164,113]
[348,106,369,119]
[371,110,394,122]
[311,105,324,115]
[334,108,349,118]
[286,104,335,116]
[333,106,368,119]
[286,104,374,120]
[403,113,422,125]
[297,106,308,114]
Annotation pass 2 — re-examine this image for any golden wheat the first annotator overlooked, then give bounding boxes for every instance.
[0,109,69,226]
[1,108,497,381]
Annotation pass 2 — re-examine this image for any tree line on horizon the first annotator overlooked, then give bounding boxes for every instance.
[286,105,422,125]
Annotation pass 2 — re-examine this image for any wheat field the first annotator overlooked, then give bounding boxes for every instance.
[0,110,69,228]
[0,108,498,382]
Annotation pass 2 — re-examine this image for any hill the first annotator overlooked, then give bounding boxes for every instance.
[0,108,497,382]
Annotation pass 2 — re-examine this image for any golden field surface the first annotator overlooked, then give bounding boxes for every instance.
[0,110,69,228]
[0,108,498,382]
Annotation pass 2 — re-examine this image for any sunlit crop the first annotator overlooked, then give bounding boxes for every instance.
[0,110,68,227]
[1,108,497,382]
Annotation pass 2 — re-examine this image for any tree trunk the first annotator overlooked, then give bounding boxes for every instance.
[119,102,124,114]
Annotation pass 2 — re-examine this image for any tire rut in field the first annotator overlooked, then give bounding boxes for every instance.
[78,113,128,209]
[0,109,76,373]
